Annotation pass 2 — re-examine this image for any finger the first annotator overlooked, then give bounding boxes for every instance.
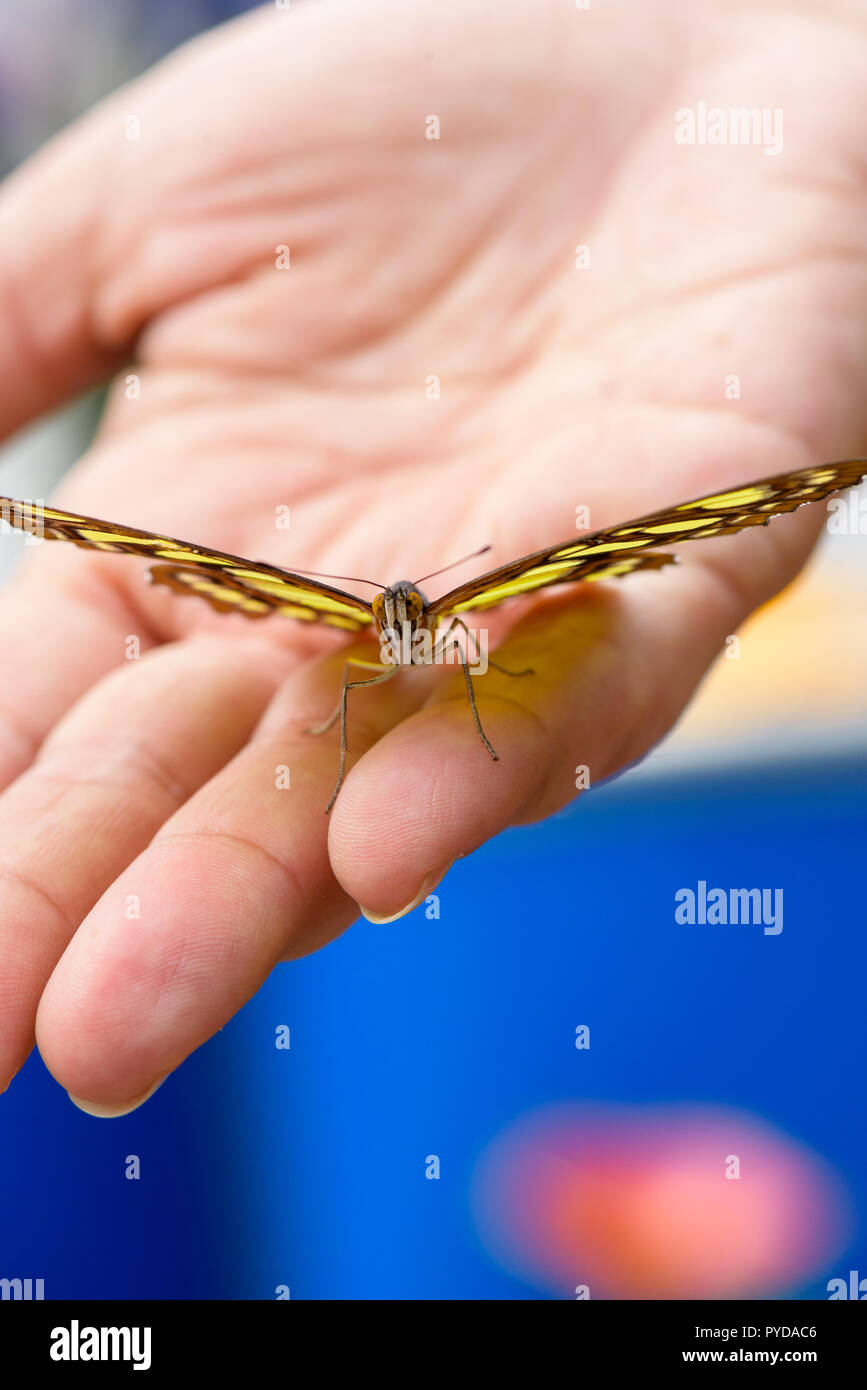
[0,571,159,788]
[326,516,820,920]
[0,633,284,1091]
[33,638,429,1112]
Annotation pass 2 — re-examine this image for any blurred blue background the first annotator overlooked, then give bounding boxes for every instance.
[0,0,864,1302]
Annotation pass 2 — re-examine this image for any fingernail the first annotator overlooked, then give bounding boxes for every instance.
[359,864,452,924]
[67,1074,167,1118]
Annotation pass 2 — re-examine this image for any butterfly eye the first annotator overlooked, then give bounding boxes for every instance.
[372,593,386,622]
[405,590,424,620]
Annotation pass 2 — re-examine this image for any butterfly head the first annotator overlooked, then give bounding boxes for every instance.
[372,582,431,657]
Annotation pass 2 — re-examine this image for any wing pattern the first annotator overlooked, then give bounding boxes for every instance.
[2,460,865,630]
[0,499,374,632]
[430,460,867,616]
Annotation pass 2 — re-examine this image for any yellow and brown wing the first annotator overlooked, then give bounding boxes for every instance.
[0,498,374,632]
[429,459,867,617]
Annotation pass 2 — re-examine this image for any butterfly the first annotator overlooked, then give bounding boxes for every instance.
[2,457,865,810]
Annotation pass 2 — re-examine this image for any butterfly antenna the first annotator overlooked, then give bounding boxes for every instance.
[288,566,386,589]
[414,545,491,586]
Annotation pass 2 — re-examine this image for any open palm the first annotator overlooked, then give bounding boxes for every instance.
[1,0,865,1112]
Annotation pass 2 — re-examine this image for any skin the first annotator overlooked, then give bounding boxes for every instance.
[0,0,865,1113]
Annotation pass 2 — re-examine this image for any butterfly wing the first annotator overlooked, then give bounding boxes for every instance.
[0,498,375,632]
[428,459,867,617]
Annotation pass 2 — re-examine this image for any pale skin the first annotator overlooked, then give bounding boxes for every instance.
[0,0,865,1113]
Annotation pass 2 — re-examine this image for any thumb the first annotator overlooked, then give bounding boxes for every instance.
[0,101,132,435]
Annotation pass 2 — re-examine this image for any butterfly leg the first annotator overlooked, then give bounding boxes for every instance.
[306,657,390,738]
[447,617,534,677]
[307,659,399,812]
[434,629,499,763]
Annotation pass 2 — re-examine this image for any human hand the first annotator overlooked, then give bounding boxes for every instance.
[0,0,865,1111]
